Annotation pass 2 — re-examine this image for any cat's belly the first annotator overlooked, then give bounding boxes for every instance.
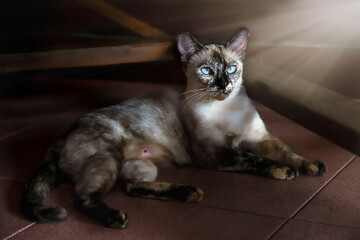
[123,140,175,168]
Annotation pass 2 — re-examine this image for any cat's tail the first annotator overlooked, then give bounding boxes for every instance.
[20,140,68,223]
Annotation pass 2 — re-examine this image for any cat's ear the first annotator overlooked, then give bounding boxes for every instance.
[177,32,203,64]
[226,27,249,59]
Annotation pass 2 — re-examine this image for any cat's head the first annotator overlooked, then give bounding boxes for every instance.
[177,28,249,101]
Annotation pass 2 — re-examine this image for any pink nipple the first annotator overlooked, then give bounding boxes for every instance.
[141,148,151,158]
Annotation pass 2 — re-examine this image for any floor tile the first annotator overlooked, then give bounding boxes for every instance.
[0,179,73,239]
[271,219,360,240]
[12,191,285,240]
[294,158,360,228]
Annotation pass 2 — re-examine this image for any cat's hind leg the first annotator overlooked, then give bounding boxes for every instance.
[74,153,128,228]
[121,159,203,202]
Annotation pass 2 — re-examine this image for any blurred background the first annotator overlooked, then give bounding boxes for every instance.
[1,0,359,98]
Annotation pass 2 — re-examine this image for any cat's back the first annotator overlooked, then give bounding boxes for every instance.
[77,89,182,139]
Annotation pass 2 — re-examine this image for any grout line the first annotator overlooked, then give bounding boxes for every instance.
[3,222,36,240]
[266,218,289,240]
[198,204,286,220]
[292,219,360,231]
[289,155,357,219]
[267,155,357,239]
[0,122,42,142]
[266,217,360,240]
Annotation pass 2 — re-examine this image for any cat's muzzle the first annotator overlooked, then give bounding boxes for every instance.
[217,92,229,101]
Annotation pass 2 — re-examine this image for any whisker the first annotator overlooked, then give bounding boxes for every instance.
[179,88,207,96]
[193,92,207,103]
[183,91,208,107]
[181,90,206,107]
[181,92,200,106]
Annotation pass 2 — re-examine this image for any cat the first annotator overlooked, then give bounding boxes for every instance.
[21,27,326,228]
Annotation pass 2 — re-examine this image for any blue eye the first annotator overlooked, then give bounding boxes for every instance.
[227,65,237,74]
[201,67,211,75]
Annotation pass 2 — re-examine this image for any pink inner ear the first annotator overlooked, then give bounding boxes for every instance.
[229,37,247,53]
[177,34,189,56]
[233,38,246,49]
[227,28,249,54]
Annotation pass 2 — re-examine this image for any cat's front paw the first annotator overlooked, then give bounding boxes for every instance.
[302,160,327,176]
[270,166,299,180]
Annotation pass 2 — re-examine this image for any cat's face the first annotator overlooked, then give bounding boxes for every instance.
[177,28,249,101]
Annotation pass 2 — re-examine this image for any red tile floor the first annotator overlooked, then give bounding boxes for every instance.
[0,77,359,240]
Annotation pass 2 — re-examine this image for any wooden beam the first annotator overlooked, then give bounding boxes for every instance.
[75,0,168,39]
[244,58,360,155]
[0,41,173,73]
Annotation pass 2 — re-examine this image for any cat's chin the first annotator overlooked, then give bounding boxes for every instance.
[216,93,229,101]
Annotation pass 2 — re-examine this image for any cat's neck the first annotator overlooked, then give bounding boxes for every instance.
[195,87,251,114]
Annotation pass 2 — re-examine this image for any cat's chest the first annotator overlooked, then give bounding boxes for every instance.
[193,95,254,145]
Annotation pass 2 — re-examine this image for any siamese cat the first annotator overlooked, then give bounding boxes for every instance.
[21,28,326,228]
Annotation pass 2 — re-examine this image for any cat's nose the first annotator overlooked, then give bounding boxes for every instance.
[215,78,228,90]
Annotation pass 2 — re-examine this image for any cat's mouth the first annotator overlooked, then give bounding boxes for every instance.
[208,88,231,101]
[216,92,229,101]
